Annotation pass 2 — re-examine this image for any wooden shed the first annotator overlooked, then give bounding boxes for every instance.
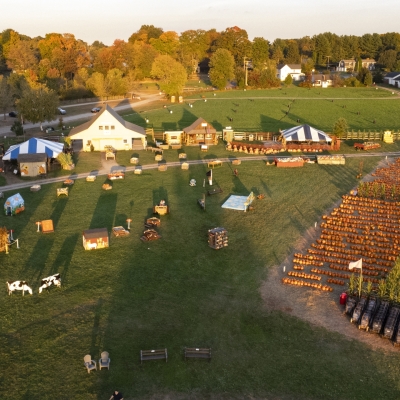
[183,118,217,146]
[82,228,109,250]
[17,153,47,177]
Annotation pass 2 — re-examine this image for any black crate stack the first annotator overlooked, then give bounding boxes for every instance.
[208,227,228,249]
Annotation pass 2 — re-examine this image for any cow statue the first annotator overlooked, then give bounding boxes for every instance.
[7,281,33,296]
[38,273,61,294]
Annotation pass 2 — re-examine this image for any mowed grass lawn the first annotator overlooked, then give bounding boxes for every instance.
[123,87,400,133]
[2,157,400,399]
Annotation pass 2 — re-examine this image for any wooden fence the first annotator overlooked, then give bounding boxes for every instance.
[340,130,400,141]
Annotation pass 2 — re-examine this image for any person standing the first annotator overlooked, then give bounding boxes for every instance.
[109,390,123,400]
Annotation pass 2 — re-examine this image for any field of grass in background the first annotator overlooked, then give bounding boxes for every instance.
[125,88,400,134]
[1,157,400,399]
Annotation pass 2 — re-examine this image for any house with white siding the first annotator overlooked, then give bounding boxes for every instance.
[277,64,304,81]
[69,105,146,151]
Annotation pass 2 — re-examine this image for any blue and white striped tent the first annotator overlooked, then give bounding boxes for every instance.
[3,138,64,160]
[281,125,332,142]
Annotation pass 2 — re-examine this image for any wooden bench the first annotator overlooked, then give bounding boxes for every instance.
[184,347,211,361]
[207,188,223,196]
[140,349,167,363]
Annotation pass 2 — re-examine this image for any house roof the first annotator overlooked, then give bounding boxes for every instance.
[3,138,64,160]
[277,64,302,70]
[312,74,332,82]
[281,125,332,142]
[183,118,216,135]
[83,228,108,239]
[69,104,145,137]
[385,72,400,78]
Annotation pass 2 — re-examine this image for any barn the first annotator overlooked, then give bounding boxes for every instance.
[70,105,146,151]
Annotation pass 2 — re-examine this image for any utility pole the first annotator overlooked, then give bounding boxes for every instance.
[325,55,331,70]
[243,57,249,86]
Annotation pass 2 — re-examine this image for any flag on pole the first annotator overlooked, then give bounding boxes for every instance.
[349,258,362,270]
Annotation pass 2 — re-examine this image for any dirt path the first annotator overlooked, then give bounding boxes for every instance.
[260,157,398,352]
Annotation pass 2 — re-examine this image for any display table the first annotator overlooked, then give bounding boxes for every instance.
[275,157,304,168]
[317,156,345,165]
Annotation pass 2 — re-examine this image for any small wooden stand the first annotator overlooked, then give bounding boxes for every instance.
[208,227,228,249]
[153,205,169,215]
[41,220,54,233]
[57,188,68,197]
[112,226,130,237]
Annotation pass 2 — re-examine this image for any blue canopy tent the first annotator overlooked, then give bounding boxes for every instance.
[281,125,332,143]
[3,138,64,161]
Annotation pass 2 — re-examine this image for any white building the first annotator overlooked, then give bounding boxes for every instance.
[69,105,146,151]
[383,72,400,86]
[277,64,304,81]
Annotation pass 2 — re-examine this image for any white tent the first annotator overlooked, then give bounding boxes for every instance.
[3,138,64,160]
[281,125,332,142]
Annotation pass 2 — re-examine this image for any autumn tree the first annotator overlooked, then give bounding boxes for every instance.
[17,85,59,129]
[128,25,163,44]
[151,55,187,97]
[106,68,127,95]
[6,39,38,72]
[208,48,235,90]
[150,31,179,56]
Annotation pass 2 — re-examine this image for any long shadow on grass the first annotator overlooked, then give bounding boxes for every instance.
[89,192,118,230]
[50,233,79,281]
[23,236,55,279]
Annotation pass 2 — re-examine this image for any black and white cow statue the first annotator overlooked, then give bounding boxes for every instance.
[7,281,33,296]
[38,273,61,293]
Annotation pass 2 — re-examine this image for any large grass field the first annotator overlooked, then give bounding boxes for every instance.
[2,156,400,399]
[122,87,400,134]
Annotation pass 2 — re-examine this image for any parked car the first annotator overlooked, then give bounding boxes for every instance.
[9,111,17,117]
[45,126,55,133]
[91,107,101,113]
[58,107,66,115]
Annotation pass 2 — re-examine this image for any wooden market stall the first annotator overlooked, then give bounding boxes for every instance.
[183,118,217,146]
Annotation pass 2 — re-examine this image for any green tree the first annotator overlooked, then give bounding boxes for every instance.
[284,74,293,86]
[86,72,108,97]
[10,119,24,136]
[0,77,14,120]
[208,48,235,90]
[251,37,270,69]
[215,27,252,65]
[149,31,179,56]
[285,40,300,63]
[332,117,348,138]
[151,55,187,96]
[17,85,59,130]
[106,68,127,95]
[177,30,208,75]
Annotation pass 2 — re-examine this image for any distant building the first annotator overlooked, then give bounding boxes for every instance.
[277,64,304,81]
[383,72,400,86]
[312,74,333,88]
[337,58,376,72]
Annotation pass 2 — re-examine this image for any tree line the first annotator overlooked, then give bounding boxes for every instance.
[0,26,400,123]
